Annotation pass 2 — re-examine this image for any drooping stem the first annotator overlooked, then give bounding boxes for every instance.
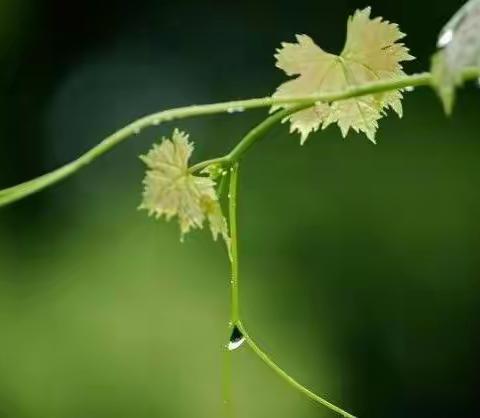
[220,163,241,418]
[222,334,236,418]
[2,69,480,208]
[226,161,355,418]
[237,322,356,418]
[228,163,241,323]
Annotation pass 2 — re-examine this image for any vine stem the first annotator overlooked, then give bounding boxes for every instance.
[237,322,356,418]
[222,336,235,418]
[228,163,241,323]
[2,68,479,208]
[227,161,355,418]
[190,104,308,173]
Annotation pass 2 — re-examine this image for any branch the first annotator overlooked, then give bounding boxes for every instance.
[1,69,479,208]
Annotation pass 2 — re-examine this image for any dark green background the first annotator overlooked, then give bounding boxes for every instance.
[1,1,479,417]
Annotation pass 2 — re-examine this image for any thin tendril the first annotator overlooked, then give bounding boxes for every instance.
[238,322,356,418]
[228,163,240,323]
[226,161,356,417]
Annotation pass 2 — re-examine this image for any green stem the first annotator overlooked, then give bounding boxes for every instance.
[228,163,240,323]
[222,332,236,418]
[227,162,354,417]
[190,105,308,173]
[222,164,239,417]
[237,322,356,418]
[227,104,308,162]
[1,69,480,207]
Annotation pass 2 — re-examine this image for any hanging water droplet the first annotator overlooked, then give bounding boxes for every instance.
[133,127,141,135]
[152,118,160,126]
[405,86,415,92]
[227,326,245,351]
[438,29,454,48]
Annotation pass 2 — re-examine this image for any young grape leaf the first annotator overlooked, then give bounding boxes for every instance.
[432,0,480,113]
[272,7,414,144]
[139,129,229,248]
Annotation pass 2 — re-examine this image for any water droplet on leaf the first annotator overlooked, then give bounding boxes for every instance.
[438,29,454,48]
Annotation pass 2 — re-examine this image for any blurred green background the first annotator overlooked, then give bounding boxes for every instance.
[1,0,479,417]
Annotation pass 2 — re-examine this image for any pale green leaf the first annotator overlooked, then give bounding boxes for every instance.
[140,129,229,248]
[273,7,414,144]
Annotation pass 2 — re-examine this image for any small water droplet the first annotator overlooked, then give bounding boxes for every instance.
[227,106,245,114]
[405,86,415,92]
[227,193,231,199]
[133,127,141,135]
[152,118,160,126]
[228,326,245,351]
[438,29,454,48]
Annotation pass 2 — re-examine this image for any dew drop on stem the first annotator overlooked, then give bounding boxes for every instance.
[227,326,245,351]
[227,106,245,114]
